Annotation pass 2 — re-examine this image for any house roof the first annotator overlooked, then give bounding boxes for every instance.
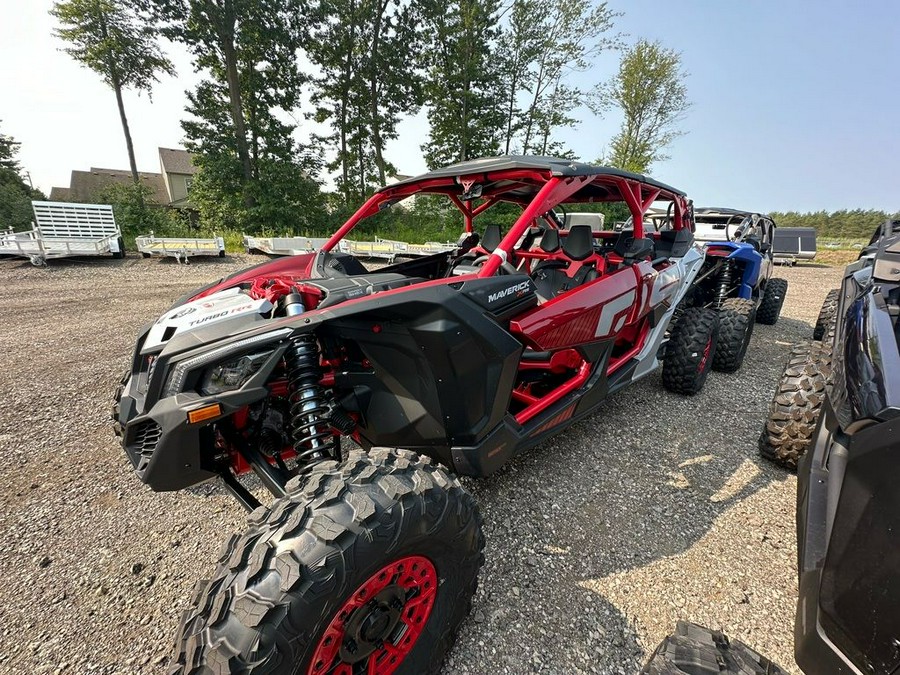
[159,147,197,176]
[66,168,170,204]
[380,155,686,202]
[49,186,71,201]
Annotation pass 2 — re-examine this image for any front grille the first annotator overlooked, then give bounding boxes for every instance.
[128,420,162,472]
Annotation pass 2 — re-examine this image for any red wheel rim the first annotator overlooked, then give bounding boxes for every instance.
[698,336,712,373]
[307,555,438,675]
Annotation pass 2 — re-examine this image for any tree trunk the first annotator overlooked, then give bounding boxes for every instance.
[219,0,254,209]
[112,79,139,185]
[369,0,389,184]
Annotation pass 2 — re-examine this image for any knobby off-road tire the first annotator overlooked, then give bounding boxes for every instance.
[662,307,720,396]
[759,341,832,470]
[756,278,788,325]
[170,448,484,675]
[713,298,757,373]
[641,621,787,674]
[813,288,840,341]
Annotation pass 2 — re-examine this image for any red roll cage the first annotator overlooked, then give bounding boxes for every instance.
[323,166,692,277]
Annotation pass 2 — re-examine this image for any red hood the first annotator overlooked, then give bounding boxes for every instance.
[190,253,317,302]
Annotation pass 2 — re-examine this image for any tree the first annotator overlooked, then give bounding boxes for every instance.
[308,0,423,205]
[150,0,324,231]
[514,0,618,157]
[419,0,505,168]
[600,40,690,174]
[0,123,46,231]
[51,0,175,184]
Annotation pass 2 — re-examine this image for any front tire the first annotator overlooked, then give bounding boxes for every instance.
[756,277,788,325]
[170,449,484,674]
[813,288,839,341]
[713,298,756,373]
[759,341,832,470]
[662,307,719,395]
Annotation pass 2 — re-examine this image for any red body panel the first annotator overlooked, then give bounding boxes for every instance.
[509,262,656,351]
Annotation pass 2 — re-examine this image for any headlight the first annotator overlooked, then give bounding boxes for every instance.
[200,350,274,395]
[162,328,292,397]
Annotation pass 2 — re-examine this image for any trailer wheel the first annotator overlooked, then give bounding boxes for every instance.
[813,288,840,341]
[756,278,788,325]
[759,341,832,470]
[713,298,756,373]
[642,621,787,674]
[662,307,719,395]
[170,448,484,675]
[112,236,126,259]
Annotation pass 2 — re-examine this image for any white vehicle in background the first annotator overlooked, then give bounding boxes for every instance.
[0,201,124,266]
[562,211,606,231]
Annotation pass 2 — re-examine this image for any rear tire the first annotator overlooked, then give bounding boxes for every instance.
[713,298,756,373]
[756,277,788,325]
[642,621,787,674]
[759,341,832,470]
[112,236,126,259]
[813,288,839,341]
[170,448,484,675]
[662,307,719,395]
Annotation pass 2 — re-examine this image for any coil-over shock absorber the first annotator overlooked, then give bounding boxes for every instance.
[284,333,336,469]
[714,260,734,307]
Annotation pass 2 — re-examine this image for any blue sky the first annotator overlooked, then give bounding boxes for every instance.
[1,0,897,213]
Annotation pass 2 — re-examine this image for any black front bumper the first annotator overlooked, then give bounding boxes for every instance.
[112,374,221,491]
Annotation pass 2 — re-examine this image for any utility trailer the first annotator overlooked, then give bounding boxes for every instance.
[0,201,124,266]
[243,234,456,261]
[772,226,816,264]
[243,235,330,256]
[136,233,225,263]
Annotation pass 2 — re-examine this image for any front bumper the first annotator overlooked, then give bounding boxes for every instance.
[112,372,221,491]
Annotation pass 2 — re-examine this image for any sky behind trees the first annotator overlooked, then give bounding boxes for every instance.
[1,0,897,212]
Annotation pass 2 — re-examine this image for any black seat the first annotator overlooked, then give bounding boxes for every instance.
[539,228,560,253]
[532,225,600,300]
[562,225,594,260]
[612,231,655,264]
[653,229,694,260]
[482,224,502,252]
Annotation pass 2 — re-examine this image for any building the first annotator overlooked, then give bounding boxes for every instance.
[49,148,198,209]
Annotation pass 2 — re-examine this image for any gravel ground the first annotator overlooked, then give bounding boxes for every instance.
[0,254,842,674]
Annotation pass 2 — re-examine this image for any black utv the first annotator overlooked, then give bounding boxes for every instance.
[644,220,900,674]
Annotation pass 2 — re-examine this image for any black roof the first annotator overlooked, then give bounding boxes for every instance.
[380,156,686,198]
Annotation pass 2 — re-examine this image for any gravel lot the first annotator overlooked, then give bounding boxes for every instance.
[0,254,842,674]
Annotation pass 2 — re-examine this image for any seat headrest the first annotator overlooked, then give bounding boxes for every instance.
[539,228,560,253]
[563,225,594,261]
[482,224,502,252]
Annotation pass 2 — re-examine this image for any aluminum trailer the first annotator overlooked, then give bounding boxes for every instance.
[243,234,456,261]
[136,233,225,263]
[773,226,816,264]
[0,202,124,266]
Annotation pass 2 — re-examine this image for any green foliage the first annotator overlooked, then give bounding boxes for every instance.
[0,125,22,173]
[598,40,689,174]
[769,209,900,240]
[506,0,619,157]
[51,0,175,92]
[150,0,322,233]
[308,0,423,204]
[93,182,184,236]
[420,0,505,168]
[0,123,45,231]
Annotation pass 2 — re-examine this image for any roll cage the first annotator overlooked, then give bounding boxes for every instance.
[321,158,693,277]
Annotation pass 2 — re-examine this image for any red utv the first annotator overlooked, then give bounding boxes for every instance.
[113,156,718,673]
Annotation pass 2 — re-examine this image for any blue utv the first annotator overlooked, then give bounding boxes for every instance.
[677,207,788,372]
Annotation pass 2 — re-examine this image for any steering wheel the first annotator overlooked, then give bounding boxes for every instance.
[470,253,520,275]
